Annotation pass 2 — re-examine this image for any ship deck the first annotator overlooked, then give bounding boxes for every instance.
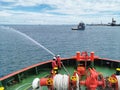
[1,56,120,90]
[8,65,115,90]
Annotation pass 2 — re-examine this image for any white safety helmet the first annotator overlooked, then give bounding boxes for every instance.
[57,55,60,57]
[53,57,56,60]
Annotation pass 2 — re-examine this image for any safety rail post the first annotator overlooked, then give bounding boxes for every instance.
[0,81,3,87]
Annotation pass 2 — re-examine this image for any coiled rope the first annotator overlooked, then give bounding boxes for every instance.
[32,78,42,90]
[53,74,69,90]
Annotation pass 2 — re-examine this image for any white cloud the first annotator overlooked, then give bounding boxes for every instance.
[14,0,41,7]
[0,0,120,24]
[1,0,16,2]
[0,11,12,16]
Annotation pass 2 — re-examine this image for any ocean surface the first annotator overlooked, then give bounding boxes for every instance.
[0,25,120,77]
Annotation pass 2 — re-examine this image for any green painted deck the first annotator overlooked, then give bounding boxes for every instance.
[7,65,115,90]
[8,71,50,90]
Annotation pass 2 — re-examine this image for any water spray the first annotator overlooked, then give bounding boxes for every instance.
[0,26,55,56]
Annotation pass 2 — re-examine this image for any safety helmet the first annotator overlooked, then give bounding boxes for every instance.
[57,55,60,57]
[53,57,56,60]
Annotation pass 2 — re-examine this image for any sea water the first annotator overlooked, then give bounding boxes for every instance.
[0,25,120,77]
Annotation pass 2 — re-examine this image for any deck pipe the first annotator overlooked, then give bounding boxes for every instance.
[76,51,81,61]
[90,52,94,68]
[80,68,105,90]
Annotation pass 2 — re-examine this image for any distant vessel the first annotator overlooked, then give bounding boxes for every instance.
[87,18,120,26]
[108,18,120,26]
[72,22,85,30]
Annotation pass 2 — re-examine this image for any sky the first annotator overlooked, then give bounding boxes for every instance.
[0,0,120,25]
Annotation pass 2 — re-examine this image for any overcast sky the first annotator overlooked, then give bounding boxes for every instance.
[0,0,120,24]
